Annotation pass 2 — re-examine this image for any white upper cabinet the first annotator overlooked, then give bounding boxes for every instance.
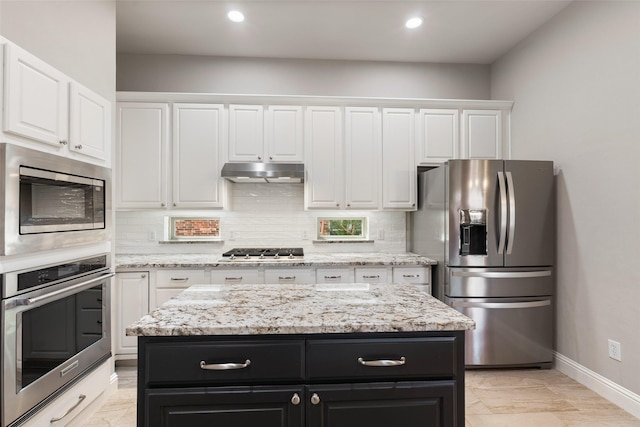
[382,108,416,210]
[116,102,169,209]
[265,105,304,162]
[305,106,343,209]
[228,104,264,162]
[69,82,111,162]
[172,103,225,208]
[344,107,380,209]
[2,41,110,164]
[3,42,69,147]
[416,109,459,165]
[228,104,304,163]
[461,109,502,159]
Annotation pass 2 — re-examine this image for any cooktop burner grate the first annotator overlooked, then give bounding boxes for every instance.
[222,248,304,258]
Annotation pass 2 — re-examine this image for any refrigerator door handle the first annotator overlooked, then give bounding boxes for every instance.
[497,171,508,254]
[505,171,516,254]
[450,300,551,309]
[451,270,552,279]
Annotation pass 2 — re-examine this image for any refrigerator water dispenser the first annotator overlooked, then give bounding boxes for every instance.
[459,209,487,256]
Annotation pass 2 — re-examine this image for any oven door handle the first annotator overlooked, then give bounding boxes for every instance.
[17,272,114,307]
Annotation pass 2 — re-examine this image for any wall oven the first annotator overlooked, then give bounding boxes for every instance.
[1,254,113,427]
[0,143,111,256]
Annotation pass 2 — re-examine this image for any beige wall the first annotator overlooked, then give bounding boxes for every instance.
[491,1,640,395]
[117,53,491,99]
[0,0,116,102]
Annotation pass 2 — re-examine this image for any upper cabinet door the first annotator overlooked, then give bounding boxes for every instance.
[416,109,459,165]
[116,102,169,209]
[461,109,502,159]
[173,103,225,208]
[3,43,68,147]
[228,104,264,162]
[382,108,416,210]
[68,82,111,163]
[305,106,343,209]
[265,105,303,163]
[344,107,380,210]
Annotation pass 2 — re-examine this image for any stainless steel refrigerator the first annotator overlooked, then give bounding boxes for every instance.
[408,159,555,368]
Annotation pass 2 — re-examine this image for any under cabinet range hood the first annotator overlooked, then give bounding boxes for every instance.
[221,162,304,183]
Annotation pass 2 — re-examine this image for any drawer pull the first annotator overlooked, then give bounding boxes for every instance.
[324,275,342,279]
[311,393,321,405]
[170,277,189,281]
[403,274,419,278]
[357,356,406,367]
[291,393,301,405]
[200,359,251,370]
[225,276,243,281]
[362,275,380,279]
[279,276,296,280]
[50,394,86,423]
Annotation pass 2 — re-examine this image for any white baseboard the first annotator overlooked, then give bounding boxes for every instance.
[554,351,640,419]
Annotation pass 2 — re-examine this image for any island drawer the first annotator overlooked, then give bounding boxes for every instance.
[306,337,459,380]
[144,340,305,385]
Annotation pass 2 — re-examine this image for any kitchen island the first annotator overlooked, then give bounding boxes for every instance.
[127,283,475,427]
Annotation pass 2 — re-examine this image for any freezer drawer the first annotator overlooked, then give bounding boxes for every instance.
[445,296,553,368]
[447,267,553,298]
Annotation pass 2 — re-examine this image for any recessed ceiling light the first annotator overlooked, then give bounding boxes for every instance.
[405,17,423,29]
[227,10,245,23]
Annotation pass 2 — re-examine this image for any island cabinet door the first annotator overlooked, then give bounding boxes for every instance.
[144,386,304,427]
[306,381,455,427]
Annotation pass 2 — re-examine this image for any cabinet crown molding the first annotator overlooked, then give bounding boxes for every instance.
[116,91,513,110]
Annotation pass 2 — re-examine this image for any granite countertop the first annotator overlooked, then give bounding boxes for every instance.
[126,283,475,336]
[115,252,437,269]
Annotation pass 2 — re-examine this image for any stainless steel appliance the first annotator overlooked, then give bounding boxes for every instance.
[221,162,304,183]
[0,143,111,256]
[1,254,113,426]
[408,159,554,368]
[220,247,304,261]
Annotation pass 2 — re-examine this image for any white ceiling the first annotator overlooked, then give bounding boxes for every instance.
[116,0,572,64]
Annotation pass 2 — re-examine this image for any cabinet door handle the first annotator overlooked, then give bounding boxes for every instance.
[74,144,83,150]
[59,140,68,146]
[291,393,301,405]
[141,274,147,278]
[403,274,419,278]
[50,394,86,423]
[225,277,243,281]
[362,275,380,279]
[279,276,296,280]
[357,356,406,367]
[200,359,251,370]
[311,393,320,405]
[170,277,189,281]
[324,275,342,279]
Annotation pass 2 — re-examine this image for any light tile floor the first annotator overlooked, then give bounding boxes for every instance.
[84,365,640,426]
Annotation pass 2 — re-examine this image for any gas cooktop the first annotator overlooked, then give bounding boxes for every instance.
[221,248,304,261]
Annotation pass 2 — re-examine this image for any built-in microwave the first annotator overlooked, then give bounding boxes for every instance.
[0,143,111,256]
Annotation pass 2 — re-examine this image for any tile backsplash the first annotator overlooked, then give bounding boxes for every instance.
[115,183,407,254]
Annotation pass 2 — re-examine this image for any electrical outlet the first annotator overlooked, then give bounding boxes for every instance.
[147,231,156,241]
[302,231,309,240]
[608,339,622,361]
[377,229,385,240]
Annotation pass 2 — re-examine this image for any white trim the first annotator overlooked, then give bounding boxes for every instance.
[117,91,514,110]
[554,352,640,420]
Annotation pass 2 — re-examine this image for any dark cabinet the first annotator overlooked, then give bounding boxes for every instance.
[137,332,465,427]
[306,381,456,427]
[146,385,304,427]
